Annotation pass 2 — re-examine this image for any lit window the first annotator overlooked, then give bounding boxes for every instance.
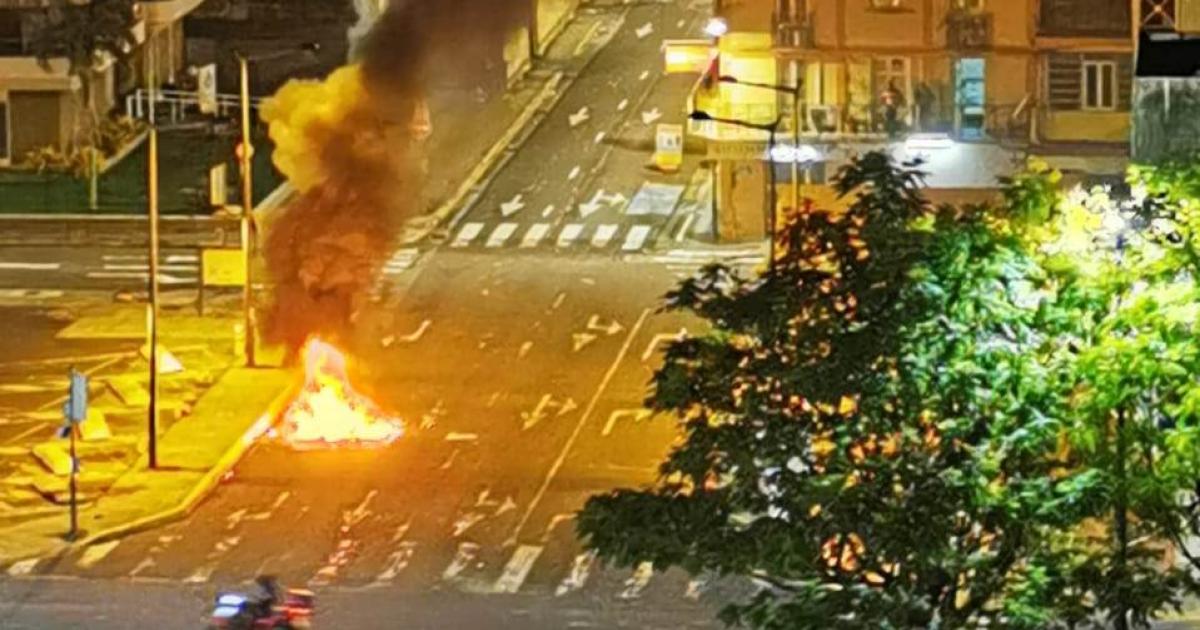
[954,0,985,10]
[1081,60,1117,111]
[870,0,904,10]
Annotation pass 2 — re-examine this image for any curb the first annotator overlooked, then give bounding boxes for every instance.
[76,376,300,548]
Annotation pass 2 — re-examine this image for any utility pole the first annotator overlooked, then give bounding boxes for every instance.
[63,368,88,541]
[148,127,160,470]
[238,54,257,368]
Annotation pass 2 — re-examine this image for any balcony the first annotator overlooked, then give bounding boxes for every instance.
[772,11,813,49]
[947,11,993,50]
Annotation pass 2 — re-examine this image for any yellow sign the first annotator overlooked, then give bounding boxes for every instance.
[202,249,245,287]
[661,40,713,74]
[654,124,684,172]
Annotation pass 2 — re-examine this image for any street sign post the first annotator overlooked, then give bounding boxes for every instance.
[197,64,218,115]
[62,368,88,541]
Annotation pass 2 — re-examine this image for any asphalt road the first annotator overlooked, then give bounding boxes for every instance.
[0,251,742,630]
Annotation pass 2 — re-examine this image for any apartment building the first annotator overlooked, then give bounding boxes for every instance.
[0,0,201,165]
[1132,0,1200,161]
[694,0,1139,241]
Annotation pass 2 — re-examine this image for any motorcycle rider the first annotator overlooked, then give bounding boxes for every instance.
[251,575,282,618]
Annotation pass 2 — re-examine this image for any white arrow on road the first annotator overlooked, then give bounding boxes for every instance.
[641,108,663,125]
[572,332,597,352]
[578,191,605,218]
[499,194,525,217]
[568,106,590,128]
[603,408,652,436]
[642,327,689,361]
[587,314,624,336]
[635,22,654,39]
[601,191,628,209]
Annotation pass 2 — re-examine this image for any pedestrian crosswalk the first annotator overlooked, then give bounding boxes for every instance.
[5,534,726,605]
[370,247,422,301]
[89,253,201,286]
[448,220,661,253]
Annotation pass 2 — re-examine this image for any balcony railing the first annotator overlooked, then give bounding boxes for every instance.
[772,11,814,48]
[947,11,993,49]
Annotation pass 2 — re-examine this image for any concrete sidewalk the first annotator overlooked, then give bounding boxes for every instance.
[0,367,294,568]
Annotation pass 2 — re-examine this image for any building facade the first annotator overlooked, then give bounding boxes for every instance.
[1132,0,1200,161]
[694,0,1142,241]
[0,0,200,166]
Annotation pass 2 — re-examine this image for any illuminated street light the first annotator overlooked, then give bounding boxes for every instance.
[704,17,729,38]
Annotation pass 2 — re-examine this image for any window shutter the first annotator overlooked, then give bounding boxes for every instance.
[1048,54,1082,110]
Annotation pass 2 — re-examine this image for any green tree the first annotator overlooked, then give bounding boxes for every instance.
[26,0,138,195]
[578,153,1075,628]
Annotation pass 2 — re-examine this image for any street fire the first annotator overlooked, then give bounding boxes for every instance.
[280,338,404,447]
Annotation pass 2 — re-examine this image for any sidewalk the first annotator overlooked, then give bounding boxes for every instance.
[0,367,294,566]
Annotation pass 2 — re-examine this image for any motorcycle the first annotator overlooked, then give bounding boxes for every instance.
[207,588,314,629]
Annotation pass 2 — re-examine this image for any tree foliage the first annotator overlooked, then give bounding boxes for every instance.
[579,153,1200,629]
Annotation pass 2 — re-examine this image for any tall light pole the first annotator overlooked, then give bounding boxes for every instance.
[690,110,782,269]
[234,44,319,368]
[718,76,805,226]
[236,53,256,368]
[148,125,160,470]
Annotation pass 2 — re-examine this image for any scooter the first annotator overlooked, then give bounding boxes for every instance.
[207,588,314,629]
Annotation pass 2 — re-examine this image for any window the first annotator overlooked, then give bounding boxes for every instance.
[875,57,912,102]
[1081,60,1116,110]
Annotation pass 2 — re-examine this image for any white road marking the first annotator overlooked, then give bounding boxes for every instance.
[556,224,584,247]
[495,495,517,516]
[556,552,596,597]
[6,559,38,576]
[521,393,579,430]
[128,557,156,578]
[568,107,590,128]
[587,315,624,335]
[568,166,581,180]
[272,491,292,510]
[572,332,597,352]
[542,513,575,541]
[399,319,432,342]
[86,272,196,285]
[500,194,526,217]
[639,70,651,81]
[602,408,652,436]
[617,98,629,111]
[76,541,120,569]
[619,561,654,599]
[509,308,652,543]
[541,205,556,218]
[594,131,607,144]
[184,565,214,583]
[486,222,519,248]
[518,341,533,358]
[494,545,544,594]
[102,264,196,273]
[520,223,551,249]
[442,542,480,581]
[551,292,567,310]
[591,224,618,248]
[641,108,663,125]
[445,432,478,442]
[0,289,64,299]
[0,262,60,271]
[376,541,417,583]
[642,328,689,361]
[635,22,654,39]
[675,213,697,242]
[452,222,485,247]
[621,225,652,252]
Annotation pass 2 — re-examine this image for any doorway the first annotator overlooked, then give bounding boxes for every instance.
[955,57,986,140]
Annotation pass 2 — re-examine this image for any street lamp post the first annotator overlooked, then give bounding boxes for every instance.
[236,53,256,368]
[234,44,318,368]
[718,76,805,227]
[689,110,783,268]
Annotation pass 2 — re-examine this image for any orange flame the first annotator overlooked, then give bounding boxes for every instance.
[280,338,404,447]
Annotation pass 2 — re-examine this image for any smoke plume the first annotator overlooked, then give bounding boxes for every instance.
[259,0,528,354]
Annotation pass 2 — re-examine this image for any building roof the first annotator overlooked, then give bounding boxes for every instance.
[1137,30,1200,78]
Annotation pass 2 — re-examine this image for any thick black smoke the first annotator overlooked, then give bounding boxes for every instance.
[261,0,528,356]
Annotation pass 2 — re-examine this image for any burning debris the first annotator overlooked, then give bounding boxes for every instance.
[279,338,403,447]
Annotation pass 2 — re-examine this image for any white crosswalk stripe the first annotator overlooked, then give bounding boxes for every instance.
[591,224,618,248]
[486,222,519,248]
[383,248,420,275]
[622,225,652,252]
[556,223,584,248]
[452,222,485,248]
[520,223,551,248]
[493,544,544,594]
